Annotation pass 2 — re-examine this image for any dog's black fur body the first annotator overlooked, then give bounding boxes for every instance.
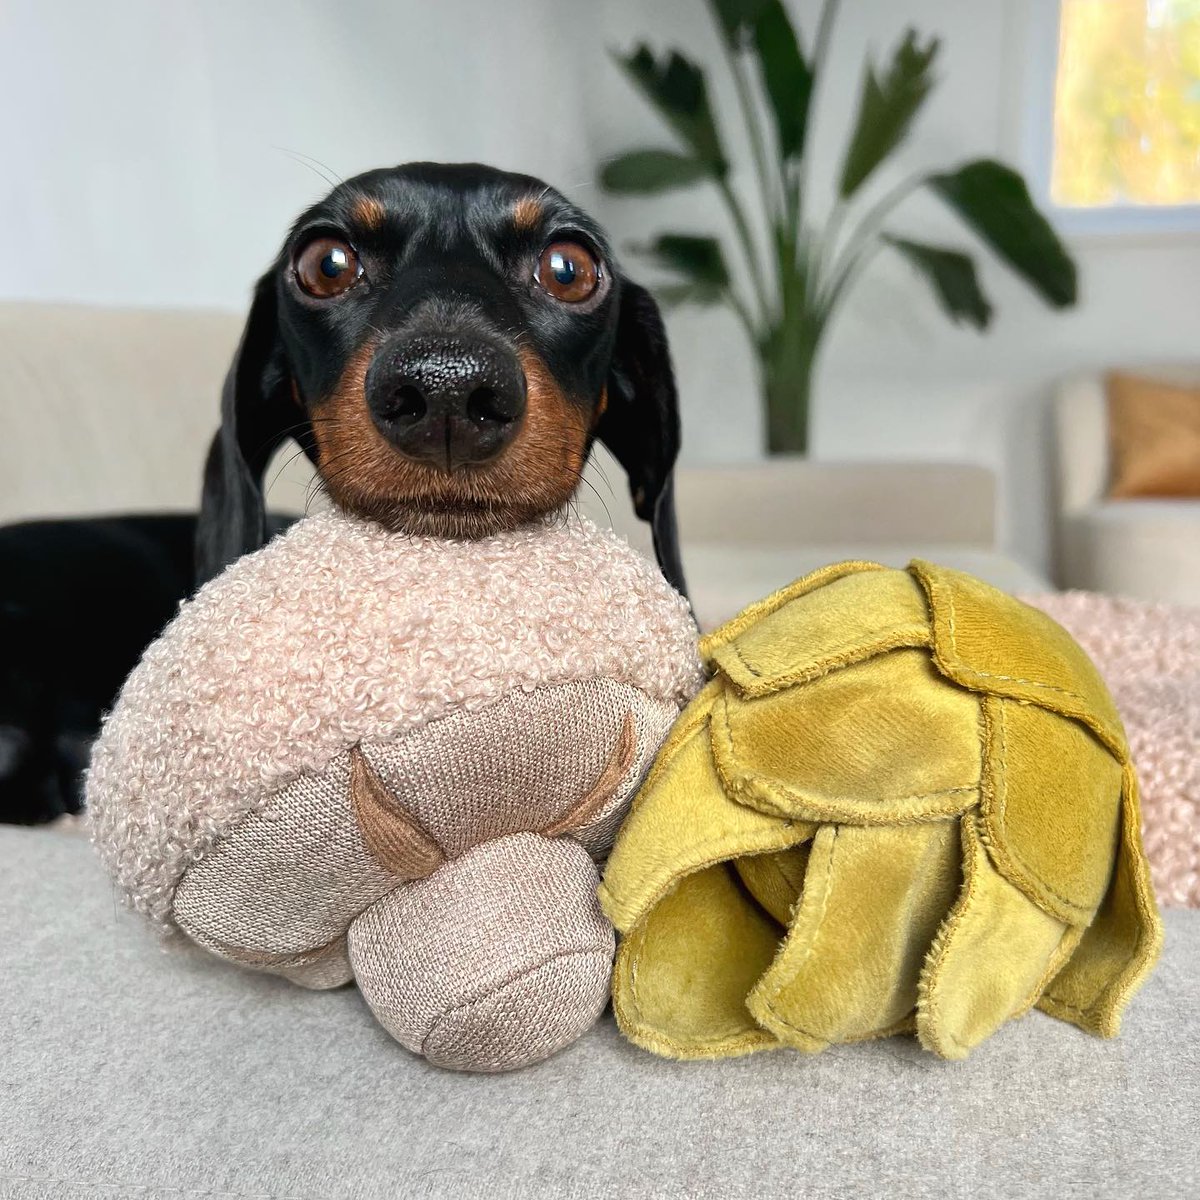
[3,163,685,825]
[0,516,196,822]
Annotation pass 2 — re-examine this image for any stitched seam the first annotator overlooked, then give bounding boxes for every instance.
[736,776,977,812]
[1039,993,1094,1019]
[698,561,885,655]
[759,828,839,1041]
[611,824,806,932]
[1043,763,1162,1023]
[725,626,927,692]
[942,579,1089,704]
[919,816,978,1056]
[985,699,1095,918]
[422,943,611,1053]
[633,701,712,803]
[622,879,782,1055]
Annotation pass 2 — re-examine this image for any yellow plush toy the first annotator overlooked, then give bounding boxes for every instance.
[600,560,1163,1061]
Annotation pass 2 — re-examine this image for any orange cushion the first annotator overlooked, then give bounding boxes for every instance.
[1107,371,1200,498]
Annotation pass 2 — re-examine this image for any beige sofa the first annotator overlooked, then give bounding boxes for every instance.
[1,302,1047,630]
[1053,371,1200,606]
[8,304,1197,1200]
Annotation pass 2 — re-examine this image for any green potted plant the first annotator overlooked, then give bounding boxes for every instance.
[601,0,1078,455]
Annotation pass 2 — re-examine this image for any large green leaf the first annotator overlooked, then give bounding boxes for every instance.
[600,149,711,193]
[838,30,939,197]
[753,1,813,159]
[614,46,727,172]
[636,234,731,289]
[928,159,1077,308]
[884,235,993,330]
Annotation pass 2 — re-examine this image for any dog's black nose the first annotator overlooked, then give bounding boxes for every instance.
[366,335,526,468]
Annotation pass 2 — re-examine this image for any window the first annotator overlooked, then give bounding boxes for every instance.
[1033,0,1200,232]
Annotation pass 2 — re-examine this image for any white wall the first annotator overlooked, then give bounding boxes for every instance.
[3,0,1198,571]
[0,0,596,307]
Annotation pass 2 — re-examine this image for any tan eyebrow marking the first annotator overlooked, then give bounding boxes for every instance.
[512,195,543,232]
[351,194,386,231]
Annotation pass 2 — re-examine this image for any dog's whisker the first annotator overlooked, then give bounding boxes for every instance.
[265,445,321,499]
[246,415,352,470]
[273,146,344,189]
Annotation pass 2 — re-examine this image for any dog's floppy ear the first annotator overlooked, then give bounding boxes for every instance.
[597,279,688,598]
[196,272,307,585]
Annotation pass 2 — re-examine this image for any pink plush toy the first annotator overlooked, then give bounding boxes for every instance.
[88,510,701,1071]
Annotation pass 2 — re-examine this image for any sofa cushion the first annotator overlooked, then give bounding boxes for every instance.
[1,826,1195,1198]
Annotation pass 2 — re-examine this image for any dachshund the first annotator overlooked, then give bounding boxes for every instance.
[196,161,687,594]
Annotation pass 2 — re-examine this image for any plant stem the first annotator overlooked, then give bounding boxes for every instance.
[820,172,926,311]
[762,316,822,455]
[724,287,760,347]
[705,2,783,327]
[823,238,885,319]
[721,35,786,228]
[716,175,772,328]
[794,0,841,236]
[814,197,848,298]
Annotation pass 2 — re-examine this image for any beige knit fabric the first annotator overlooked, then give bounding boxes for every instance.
[348,834,614,1072]
[170,680,676,986]
[87,511,702,929]
[172,752,388,984]
[360,680,679,859]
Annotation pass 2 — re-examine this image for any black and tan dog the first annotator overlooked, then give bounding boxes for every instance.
[197,161,685,591]
[2,162,685,824]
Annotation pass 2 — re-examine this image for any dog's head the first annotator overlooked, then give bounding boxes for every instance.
[197,162,685,593]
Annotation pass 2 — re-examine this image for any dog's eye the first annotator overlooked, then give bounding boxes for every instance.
[535,241,600,303]
[294,236,362,298]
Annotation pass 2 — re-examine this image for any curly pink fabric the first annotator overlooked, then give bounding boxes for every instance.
[87,511,702,929]
[1021,591,1200,908]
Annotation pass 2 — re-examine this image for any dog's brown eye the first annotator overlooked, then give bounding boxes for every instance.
[536,241,600,303]
[295,236,361,298]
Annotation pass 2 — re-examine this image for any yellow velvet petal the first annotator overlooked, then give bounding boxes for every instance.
[599,703,813,936]
[1040,763,1165,1037]
[699,561,889,658]
[712,648,981,825]
[918,817,1071,1060]
[747,821,961,1052]
[611,863,783,1060]
[981,696,1123,924]
[703,564,930,697]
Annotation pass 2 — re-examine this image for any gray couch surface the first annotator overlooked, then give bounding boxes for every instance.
[2,826,1196,1200]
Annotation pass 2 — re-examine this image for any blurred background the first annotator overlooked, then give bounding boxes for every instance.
[2,0,1199,614]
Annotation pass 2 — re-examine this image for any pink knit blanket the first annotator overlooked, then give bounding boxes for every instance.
[1021,591,1200,907]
